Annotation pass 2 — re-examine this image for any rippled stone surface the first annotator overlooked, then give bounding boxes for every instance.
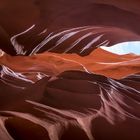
[0,0,140,140]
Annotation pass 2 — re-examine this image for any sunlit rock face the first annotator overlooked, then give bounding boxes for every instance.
[0,0,140,140]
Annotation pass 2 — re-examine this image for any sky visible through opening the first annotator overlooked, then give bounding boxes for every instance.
[101,41,140,55]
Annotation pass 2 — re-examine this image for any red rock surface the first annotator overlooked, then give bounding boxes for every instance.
[0,1,140,140]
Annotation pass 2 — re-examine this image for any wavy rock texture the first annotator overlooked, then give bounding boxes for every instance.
[0,0,140,140]
[0,49,140,140]
[1,0,140,55]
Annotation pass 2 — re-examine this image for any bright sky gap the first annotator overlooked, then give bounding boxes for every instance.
[101,41,140,55]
